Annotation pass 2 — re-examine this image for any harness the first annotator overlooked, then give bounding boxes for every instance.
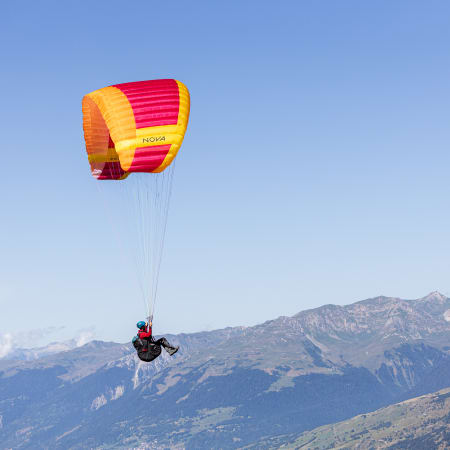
[136,331,156,353]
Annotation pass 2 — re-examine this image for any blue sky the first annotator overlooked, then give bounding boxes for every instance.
[1,0,450,346]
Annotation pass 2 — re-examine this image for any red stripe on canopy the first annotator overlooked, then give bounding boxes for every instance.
[114,79,180,129]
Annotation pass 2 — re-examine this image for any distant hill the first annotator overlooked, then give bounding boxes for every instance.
[1,339,89,362]
[246,387,450,449]
[0,292,449,449]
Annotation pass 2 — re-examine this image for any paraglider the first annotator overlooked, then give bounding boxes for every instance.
[82,79,190,362]
[132,320,178,362]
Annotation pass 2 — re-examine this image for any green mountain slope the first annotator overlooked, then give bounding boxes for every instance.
[247,388,450,449]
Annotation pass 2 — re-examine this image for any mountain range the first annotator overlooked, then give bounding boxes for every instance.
[0,291,449,448]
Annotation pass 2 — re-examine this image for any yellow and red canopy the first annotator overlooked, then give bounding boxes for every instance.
[82,79,190,180]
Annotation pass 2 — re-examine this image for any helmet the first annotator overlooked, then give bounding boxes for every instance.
[132,336,138,343]
[136,321,146,329]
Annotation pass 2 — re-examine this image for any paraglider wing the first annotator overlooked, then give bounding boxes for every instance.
[82,79,190,178]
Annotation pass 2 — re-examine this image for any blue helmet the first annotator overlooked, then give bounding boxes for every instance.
[132,336,138,343]
[136,321,146,330]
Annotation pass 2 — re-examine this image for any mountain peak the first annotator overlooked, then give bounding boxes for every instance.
[419,291,447,303]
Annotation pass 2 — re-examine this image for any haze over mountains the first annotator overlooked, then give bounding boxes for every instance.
[0,292,449,448]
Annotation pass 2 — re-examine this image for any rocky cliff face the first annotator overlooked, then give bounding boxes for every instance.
[0,292,449,449]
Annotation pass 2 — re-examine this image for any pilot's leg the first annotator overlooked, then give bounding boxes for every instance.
[154,337,179,356]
